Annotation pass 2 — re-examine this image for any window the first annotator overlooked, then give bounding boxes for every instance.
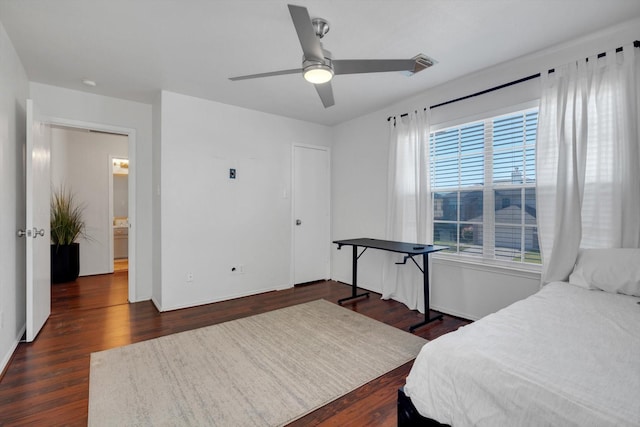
[430,109,540,264]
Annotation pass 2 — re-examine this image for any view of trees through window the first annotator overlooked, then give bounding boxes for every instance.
[430,109,540,264]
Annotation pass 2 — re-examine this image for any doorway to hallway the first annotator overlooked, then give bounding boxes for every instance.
[49,119,136,302]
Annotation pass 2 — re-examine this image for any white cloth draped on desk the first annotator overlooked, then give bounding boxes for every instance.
[382,110,432,312]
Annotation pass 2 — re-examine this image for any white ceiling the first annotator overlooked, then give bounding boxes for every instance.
[1,0,640,126]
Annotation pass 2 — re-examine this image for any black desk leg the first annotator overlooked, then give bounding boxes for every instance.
[409,253,442,332]
[338,245,370,305]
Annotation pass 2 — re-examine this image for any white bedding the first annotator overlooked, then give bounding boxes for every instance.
[404,282,640,426]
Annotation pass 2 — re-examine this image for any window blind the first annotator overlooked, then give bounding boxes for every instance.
[431,108,540,264]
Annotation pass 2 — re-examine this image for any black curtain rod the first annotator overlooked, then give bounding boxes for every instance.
[387,40,640,122]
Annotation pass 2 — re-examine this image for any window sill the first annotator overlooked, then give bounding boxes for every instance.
[432,253,542,280]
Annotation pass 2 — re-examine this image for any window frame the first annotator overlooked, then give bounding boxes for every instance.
[429,102,541,270]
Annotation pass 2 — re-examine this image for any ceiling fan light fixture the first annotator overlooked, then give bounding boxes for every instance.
[303,63,334,84]
[229,5,437,109]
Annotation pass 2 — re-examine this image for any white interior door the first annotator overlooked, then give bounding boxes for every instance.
[25,99,51,342]
[293,145,330,284]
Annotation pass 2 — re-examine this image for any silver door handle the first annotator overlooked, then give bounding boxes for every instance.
[17,229,31,238]
[33,228,45,238]
[296,219,302,226]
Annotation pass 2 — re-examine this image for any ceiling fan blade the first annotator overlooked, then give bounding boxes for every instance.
[229,68,302,81]
[288,4,324,62]
[315,82,334,108]
[333,59,420,75]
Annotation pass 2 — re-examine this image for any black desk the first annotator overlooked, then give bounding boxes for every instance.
[333,238,447,332]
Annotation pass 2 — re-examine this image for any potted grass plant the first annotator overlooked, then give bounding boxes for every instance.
[50,186,87,283]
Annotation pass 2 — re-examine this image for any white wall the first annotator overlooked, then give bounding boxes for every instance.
[30,83,153,301]
[0,20,29,373]
[331,18,640,320]
[50,127,128,275]
[113,174,128,218]
[158,91,332,311]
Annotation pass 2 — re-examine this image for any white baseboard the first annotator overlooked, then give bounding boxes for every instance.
[151,296,162,312]
[158,284,293,312]
[430,304,479,321]
[333,277,477,321]
[0,325,26,376]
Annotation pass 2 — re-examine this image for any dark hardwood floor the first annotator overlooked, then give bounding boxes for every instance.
[0,274,470,426]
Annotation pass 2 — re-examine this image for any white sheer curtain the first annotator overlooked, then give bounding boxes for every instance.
[381,110,432,312]
[537,44,640,284]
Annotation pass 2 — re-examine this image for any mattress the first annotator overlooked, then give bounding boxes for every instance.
[404,282,640,426]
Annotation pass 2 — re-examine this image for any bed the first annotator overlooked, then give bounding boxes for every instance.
[399,248,640,427]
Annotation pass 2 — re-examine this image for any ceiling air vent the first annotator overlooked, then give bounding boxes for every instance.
[409,54,437,75]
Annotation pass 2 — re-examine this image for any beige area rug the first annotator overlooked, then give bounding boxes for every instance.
[88,299,427,426]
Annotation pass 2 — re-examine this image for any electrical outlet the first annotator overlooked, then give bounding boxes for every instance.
[186,272,194,283]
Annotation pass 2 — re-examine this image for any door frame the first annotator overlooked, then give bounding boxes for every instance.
[290,143,331,286]
[47,117,137,302]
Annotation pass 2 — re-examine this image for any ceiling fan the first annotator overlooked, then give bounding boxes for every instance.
[229,4,435,108]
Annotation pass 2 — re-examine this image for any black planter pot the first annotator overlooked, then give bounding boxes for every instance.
[51,243,80,284]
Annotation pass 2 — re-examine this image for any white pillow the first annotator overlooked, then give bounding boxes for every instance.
[569,248,640,296]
